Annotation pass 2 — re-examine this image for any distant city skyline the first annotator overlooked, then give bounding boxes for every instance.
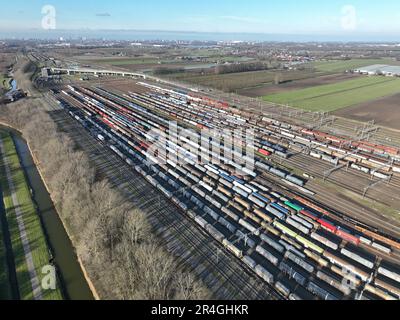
[1,0,400,41]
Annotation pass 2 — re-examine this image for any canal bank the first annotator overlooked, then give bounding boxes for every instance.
[0,124,95,300]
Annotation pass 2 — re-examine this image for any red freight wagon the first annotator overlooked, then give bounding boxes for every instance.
[259,149,271,157]
[302,129,314,136]
[336,229,360,246]
[102,118,115,129]
[300,209,320,221]
[139,142,149,150]
[317,218,337,233]
[326,135,343,144]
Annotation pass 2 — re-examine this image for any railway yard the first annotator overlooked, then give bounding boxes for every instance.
[42,76,400,301]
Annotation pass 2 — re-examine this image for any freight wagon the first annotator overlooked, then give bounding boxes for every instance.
[336,227,360,246]
[242,255,257,270]
[66,84,400,301]
[260,233,285,254]
[279,261,308,287]
[256,245,280,266]
[273,221,298,238]
[266,206,286,220]
[284,251,314,274]
[296,235,324,254]
[222,239,243,259]
[307,280,340,300]
[316,270,352,296]
[255,265,274,285]
[364,284,397,300]
[286,218,310,235]
[236,229,257,249]
[378,262,400,284]
[311,229,341,251]
[318,218,337,233]
[323,250,370,282]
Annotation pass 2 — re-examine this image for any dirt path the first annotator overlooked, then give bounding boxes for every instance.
[0,139,43,300]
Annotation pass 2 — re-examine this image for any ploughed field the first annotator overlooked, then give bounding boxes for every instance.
[334,93,400,131]
[263,76,400,112]
[166,69,323,92]
[238,73,359,97]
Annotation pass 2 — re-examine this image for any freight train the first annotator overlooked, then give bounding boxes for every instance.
[56,83,400,301]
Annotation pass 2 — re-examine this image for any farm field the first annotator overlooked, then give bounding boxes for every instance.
[84,56,216,72]
[88,57,161,66]
[310,58,400,73]
[237,73,359,97]
[334,92,400,130]
[0,132,63,300]
[263,76,400,112]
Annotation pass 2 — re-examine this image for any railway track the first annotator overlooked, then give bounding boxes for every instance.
[274,153,400,210]
[225,94,400,151]
[255,174,400,265]
[60,83,400,244]
[43,84,400,298]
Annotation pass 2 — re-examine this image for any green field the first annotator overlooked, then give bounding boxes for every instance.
[263,76,400,112]
[311,58,400,73]
[0,188,12,299]
[0,132,63,300]
[0,74,11,90]
[167,69,323,92]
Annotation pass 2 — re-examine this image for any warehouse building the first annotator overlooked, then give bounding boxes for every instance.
[354,64,400,76]
[380,65,400,76]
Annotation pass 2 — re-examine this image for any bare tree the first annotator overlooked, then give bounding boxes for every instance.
[0,98,211,300]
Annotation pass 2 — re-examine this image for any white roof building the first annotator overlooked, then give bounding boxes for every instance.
[354,64,389,74]
[354,64,400,76]
[380,65,400,76]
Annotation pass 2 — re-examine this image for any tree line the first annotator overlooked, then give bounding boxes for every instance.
[0,100,211,300]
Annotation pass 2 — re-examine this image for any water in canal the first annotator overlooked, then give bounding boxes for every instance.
[1,126,94,300]
[10,80,17,92]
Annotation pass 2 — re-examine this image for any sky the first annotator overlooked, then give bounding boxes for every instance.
[1,0,400,37]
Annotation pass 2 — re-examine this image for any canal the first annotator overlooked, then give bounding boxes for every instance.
[0,125,94,300]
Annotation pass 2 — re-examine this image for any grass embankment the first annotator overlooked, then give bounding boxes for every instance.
[0,132,63,300]
[0,74,11,91]
[0,187,12,299]
[263,76,400,112]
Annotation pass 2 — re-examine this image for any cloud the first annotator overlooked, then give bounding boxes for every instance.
[96,13,111,17]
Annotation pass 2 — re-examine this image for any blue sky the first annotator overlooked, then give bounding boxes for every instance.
[1,0,400,35]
